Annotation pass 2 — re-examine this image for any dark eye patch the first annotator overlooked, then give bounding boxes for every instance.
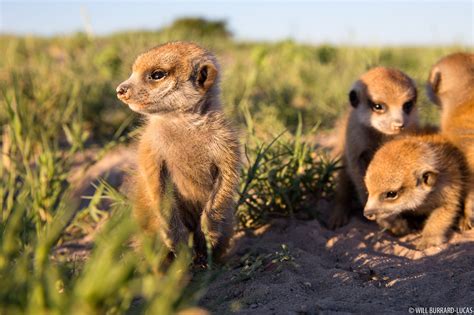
[381,187,403,201]
[403,100,414,114]
[150,70,167,80]
[368,99,386,113]
[385,191,398,199]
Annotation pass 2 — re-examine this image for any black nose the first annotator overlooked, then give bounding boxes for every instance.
[363,208,377,221]
[116,85,128,95]
[392,121,405,131]
[116,84,131,99]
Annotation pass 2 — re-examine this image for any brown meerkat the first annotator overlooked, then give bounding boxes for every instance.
[116,42,241,264]
[427,52,474,231]
[364,134,469,249]
[328,67,420,229]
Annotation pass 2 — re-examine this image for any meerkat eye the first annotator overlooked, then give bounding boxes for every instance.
[150,70,167,81]
[403,101,414,114]
[371,102,386,113]
[384,191,398,200]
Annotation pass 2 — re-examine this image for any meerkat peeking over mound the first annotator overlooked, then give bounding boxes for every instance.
[427,52,474,230]
[328,67,420,229]
[364,134,469,249]
[116,42,241,265]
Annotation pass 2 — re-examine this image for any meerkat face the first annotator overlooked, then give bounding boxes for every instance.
[364,141,438,221]
[426,52,474,108]
[116,42,219,115]
[350,67,418,135]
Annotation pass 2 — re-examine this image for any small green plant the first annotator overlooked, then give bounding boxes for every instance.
[234,244,297,281]
[237,117,339,229]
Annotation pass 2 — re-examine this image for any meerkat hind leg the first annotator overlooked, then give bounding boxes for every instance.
[329,168,357,229]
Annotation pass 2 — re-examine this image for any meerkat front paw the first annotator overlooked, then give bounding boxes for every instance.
[386,218,411,236]
[415,234,445,250]
[459,215,472,231]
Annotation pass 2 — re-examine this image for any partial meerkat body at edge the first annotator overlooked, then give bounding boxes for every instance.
[427,52,474,231]
[116,42,241,264]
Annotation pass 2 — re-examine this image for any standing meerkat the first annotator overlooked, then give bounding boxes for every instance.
[364,134,469,249]
[116,42,241,264]
[427,52,474,230]
[328,67,420,229]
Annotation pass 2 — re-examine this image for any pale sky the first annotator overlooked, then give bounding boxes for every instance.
[1,1,473,45]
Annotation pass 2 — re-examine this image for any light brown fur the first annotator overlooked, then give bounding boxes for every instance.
[328,67,419,229]
[117,42,241,264]
[364,134,469,249]
[427,52,474,231]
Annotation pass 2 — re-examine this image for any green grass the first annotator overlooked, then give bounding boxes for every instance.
[0,18,472,313]
[236,115,339,229]
[0,92,202,314]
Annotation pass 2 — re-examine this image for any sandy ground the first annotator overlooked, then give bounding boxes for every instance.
[200,217,474,314]
[71,146,474,314]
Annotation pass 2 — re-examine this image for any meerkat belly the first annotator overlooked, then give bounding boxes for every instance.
[170,162,214,204]
[163,143,215,206]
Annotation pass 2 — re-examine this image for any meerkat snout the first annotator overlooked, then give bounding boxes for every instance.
[116,83,131,100]
[363,195,401,222]
[391,119,404,131]
[363,207,377,221]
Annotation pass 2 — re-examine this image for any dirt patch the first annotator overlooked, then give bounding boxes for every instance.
[69,145,136,209]
[200,218,474,314]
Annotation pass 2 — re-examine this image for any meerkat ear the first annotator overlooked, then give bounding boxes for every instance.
[349,89,359,107]
[429,68,441,94]
[196,62,218,91]
[418,170,438,188]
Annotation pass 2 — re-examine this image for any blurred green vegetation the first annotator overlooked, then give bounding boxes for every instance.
[1,18,469,142]
[0,91,203,313]
[0,17,472,313]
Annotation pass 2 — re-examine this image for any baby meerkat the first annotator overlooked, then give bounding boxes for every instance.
[364,134,469,249]
[328,67,419,229]
[427,52,474,230]
[116,42,241,264]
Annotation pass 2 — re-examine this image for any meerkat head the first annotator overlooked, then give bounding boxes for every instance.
[349,67,418,135]
[116,41,220,115]
[427,52,474,109]
[364,139,438,221]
